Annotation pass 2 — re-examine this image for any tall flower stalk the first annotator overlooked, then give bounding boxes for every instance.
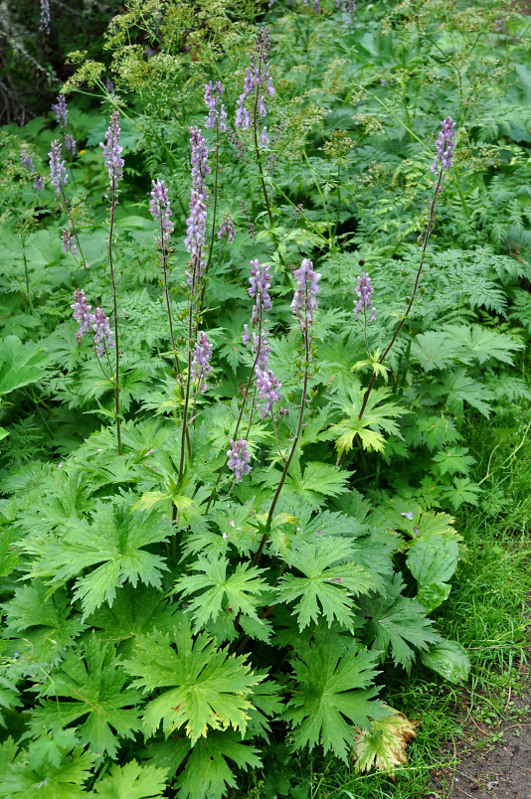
[235,30,275,225]
[252,258,320,567]
[338,117,457,468]
[203,81,227,285]
[49,140,87,269]
[178,128,210,485]
[100,110,125,455]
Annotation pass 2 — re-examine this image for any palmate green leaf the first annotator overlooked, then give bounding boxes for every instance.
[284,640,388,762]
[441,369,495,418]
[410,331,461,372]
[361,575,442,671]
[0,335,48,397]
[87,584,182,650]
[441,324,523,366]
[91,760,167,799]
[123,621,263,743]
[440,477,482,510]
[31,637,141,758]
[26,493,171,617]
[277,538,377,631]
[326,385,408,454]
[432,447,475,477]
[176,732,262,799]
[257,460,350,506]
[174,557,268,632]
[2,582,86,669]
[0,738,96,799]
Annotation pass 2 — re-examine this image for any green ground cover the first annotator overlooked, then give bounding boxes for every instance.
[0,1,530,797]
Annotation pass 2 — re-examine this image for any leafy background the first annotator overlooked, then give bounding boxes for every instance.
[0,0,530,797]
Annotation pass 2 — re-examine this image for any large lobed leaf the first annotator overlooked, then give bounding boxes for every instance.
[123,620,263,743]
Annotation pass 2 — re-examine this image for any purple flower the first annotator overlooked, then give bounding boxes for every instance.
[93,307,115,358]
[235,34,274,130]
[100,110,124,191]
[235,97,251,131]
[337,0,356,14]
[189,126,211,196]
[52,95,68,130]
[249,259,272,325]
[243,325,271,369]
[33,176,45,192]
[430,116,456,174]
[217,213,235,242]
[291,258,321,331]
[353,273,375,322]
[72,289,114,357]
[255,366,282,417]
[20,150,34,173]
[49,140,68,196]
[204,81,228,131]
[192,331,213,393]
[261,126,269,146]
[184,189,208,283]
[150,178,174,247]
[72,289,93,343]
[61,229,77,255]
[65,134,76,156]
[227,438,251,482]
[39,0,50,33]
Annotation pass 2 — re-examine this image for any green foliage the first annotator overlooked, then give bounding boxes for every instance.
[1,0,530,796]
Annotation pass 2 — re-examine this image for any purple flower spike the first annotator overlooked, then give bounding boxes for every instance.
[61,229,77,255]
[33,176,45,192]
[337,0,356,16]
[101,110,124,191]
[291,257,321,331]
[150,178,174,247]
[189,126,211,195]
[255,366,282,417]
[72,289,93,343]
[430,116,456,174]
[184,189,208,283]
[249,259,272,324]
[243,325,271,369]
[192,331,213,393]
[204,81,227,131]
[218,213,235,242]
[72,289,114,357]
[227,438,251,482]
[93,307,115,358]
[20,150,34,173]
[39,0,50,33]
[353,272,375,322]
[235,33,274,130]
[52,95,68,130]
[65,134,76,156]
[49,140,68,196]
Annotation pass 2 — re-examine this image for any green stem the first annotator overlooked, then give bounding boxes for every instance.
[108,192,122,456]
[60,185,87,270]
[252,326,311,569]
[20,235,33,314]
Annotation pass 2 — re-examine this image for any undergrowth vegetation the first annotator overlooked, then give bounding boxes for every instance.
[0,1,530,797]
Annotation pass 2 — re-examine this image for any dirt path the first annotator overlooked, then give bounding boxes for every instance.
[444,703,531,799]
